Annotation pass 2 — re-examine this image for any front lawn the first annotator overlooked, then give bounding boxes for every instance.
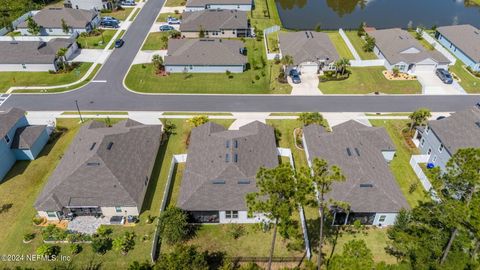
[369,119,429,207]
[344,31,377,60]
[164,0,186,7]
[156,12,182,22]
[0,63,93,93]
[77,30,116,49]
[326,32,354,60]
[128,39,292,94]
[141,32,169,50]
[449,61,480,93]
[319,67,422,94]
[100,7,134,21]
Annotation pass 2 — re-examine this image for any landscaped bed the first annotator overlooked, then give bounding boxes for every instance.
[319,67,422,94]
[0,62,93,93]
[76,29,116,49]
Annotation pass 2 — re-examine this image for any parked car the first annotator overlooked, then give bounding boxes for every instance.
[110,216,125,225]
[436,68,453,84]
[159,25,175,32]
[289,69,301,84]
[167,16,181,25]
[101,16,119,23]
[100,20,119,28]
[114,39,124,48]
[121,0,136,6]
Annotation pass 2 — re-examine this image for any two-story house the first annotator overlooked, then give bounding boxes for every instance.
[0,108,50,181]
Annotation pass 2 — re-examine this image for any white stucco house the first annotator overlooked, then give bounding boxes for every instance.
[278,31,339,74]
[17,8,100,36]
[368,28,451,74]
[435,25,480,72]
[164,39,247,73]
[302,120,410,227]
[185,0,253,11]
[0,38,78,72]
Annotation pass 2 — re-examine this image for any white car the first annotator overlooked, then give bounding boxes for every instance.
[167,16,181,25]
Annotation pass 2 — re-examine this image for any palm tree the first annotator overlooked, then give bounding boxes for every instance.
[56,47,68,71]
[152,54,164,72]
[281,55,294,67]
[334,58,351,77]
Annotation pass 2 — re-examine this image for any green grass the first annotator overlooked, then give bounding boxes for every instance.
[320,67,422,94]
[266,32,279,53]
[0,63,93,93]
[12,64,102,93]
[156,12,181,22]
[344,31,377,60]
[249,0,282,31]
[141,32,169,50]
[407,31,434,51]
[370,120,429,207]
[326,32,354,60]
[76,30,116,49]
[365,113,410,117]
[100,7,134,21]
[164,0,186,7]
[449,61,480,93]
[162,112,233,116]
[129,8,141,21]
[128,39,292,94]
[61,111,128,115]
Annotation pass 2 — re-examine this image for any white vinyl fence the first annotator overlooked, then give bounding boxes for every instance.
[263,25,281,60]
[409,154,439,201]
[350,59,385,67]
[0,11,38,36]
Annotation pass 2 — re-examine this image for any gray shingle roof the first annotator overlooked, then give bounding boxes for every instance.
[180,10,248,32]
[369,28,450,65]
[0,38,74,65]
[278,31,339,66]
[35,120,162,212]
[186,0,252,7]
[427,106,480,155]
[0,108,26,138]
[177,121,278,211]
[436,24,480,63]
[165,39,247,66]
[303,120,409,213]
[11,125,46,149]
[18,8,97,29]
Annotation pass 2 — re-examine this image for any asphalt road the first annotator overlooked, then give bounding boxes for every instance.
[1,0,479,112]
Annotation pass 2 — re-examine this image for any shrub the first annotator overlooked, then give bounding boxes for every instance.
[255,74,260,80]
[113,232,136,255]
[96,225,112,237]
[158,207,189,245]
[91,237,112,254]
[42,224,67,241]
[23,233,35,242]
[227,224,245,240]
[48,70,56,74]
[70,243,82,255]
[409,182,418,194]
[145,215,155,224]
[32,216,44,225]
[36,244,60,257]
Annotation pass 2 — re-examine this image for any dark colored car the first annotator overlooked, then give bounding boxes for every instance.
[101,16,119,23]
[114,39,124,48]
[289,69,301,84]
[436,68,453,84]
[159,25,175,32]
[100,20,119,28]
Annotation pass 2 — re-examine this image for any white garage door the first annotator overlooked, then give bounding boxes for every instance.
[299,63,318,74]
[414,64,436,73]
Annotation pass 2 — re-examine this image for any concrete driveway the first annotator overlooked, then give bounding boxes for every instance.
[290,73,322,95]
[69,49,112,64]
[416,71,466,95]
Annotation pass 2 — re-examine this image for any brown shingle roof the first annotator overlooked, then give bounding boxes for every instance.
[0,39,74,65]
[186,0,252,7]
[303,120,409,213]
[177,121,278,211]
[278,31,339,65]
[18,8,97,29]
[11,125,46,149]
[180,10,248,32]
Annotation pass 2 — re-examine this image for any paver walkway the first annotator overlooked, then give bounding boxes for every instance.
[67,216,111,234]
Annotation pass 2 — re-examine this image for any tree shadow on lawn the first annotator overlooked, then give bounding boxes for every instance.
[306,215,345,267]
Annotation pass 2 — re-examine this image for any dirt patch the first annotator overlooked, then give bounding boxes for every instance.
[383,70,417,81]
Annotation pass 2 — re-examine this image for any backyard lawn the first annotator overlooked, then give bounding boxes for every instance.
[141,32,169,50]
[449,61,480,93]
[0,63,93,93]
[100,7,134,21]
[76,30,116,49]
[128,39,292,94]
[267,32,279,53]
[344,31,377,60]
[326,32,354,60]
[370,119,430,207]
[319,67,422,94]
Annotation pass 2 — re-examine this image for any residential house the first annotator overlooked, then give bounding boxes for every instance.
[34,119,162,221]
[368,28,450,73]
[0,108,50,181]
[0,39,78,72]
[17,8,100,36]
[302,120,409,226]
[414,106,480,171]
[435,24,480,72]
[185,0,253,11]
[278,31,339,74]
[177,121,278,223]
[164,39,247,73]
[64,0,117,11]
[180,10,249,38]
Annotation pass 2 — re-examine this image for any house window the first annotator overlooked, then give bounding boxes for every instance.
[439,144,444,152]
[47,211,57,218]
[420,138,425,146]
[22,64,26,69]
[225,211,238,219]
[4,134,11,143]
[432,155,437,163]
[48,29,53,33]
[379,215,386,222]
[115,206,122,213]
[234,140,238,148]
[427,148,432,155]
[226,140,230,148]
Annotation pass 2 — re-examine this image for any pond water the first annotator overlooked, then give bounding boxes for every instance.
[275,0,480,30]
